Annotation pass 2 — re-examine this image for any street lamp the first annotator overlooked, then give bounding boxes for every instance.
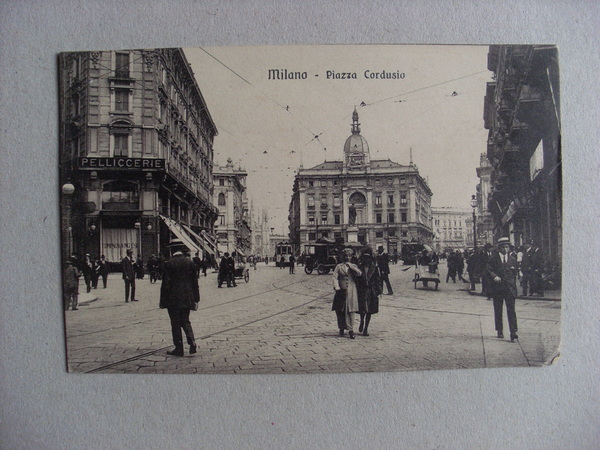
[61,182,75,261]
[470,194,478,250]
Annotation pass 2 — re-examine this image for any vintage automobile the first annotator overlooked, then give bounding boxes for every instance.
[304,240,365,275]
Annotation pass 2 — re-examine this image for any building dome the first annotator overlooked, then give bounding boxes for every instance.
[343,108,371,170]
[343,133,369,154]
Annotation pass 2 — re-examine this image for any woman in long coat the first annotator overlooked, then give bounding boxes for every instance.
[332,248,362,339]
[357,247,382,336]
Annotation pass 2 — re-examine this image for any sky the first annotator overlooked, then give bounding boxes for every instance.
[184,45,493,234]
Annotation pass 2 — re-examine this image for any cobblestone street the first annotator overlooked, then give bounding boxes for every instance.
[65,262,561,374]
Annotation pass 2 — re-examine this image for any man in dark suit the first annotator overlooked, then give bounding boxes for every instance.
[487,237,519,341]
[121,249,137,302]
[160,250,200,356]
[376,246,393,295]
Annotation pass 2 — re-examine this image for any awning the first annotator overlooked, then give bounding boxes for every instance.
[182,224,215,256]
[159,215,201,254]
[201,230,218,251]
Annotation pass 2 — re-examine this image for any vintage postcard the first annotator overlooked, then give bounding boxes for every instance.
[59,45,561,374]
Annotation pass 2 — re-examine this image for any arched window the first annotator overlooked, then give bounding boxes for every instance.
[218,193,226,206]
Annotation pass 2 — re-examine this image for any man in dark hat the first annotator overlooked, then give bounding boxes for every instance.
[481,243,494,298]
[218,252,229,288]
[121,249,137,302]
[521,239,544,297]
[376,246,393,295]
[486,237,519,341]
[160,250,200,357]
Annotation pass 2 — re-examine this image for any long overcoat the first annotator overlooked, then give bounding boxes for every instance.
[357,261,381,314]
[486,251,518,298]
[331,262,361,313]
[159,254,200,309]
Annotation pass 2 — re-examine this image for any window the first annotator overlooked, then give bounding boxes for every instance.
[218,193,226,206]
[333,179,338,186]
[388,229,396,237]
[219,179,225,186]
[334,214,341,225]
[388,212,395,223]
[376,231,384,238]
[400,192,407,205]
[115,89,129,112]
[376,213,382,223]
[320,195,328,207]
[387,178,393,185]
[115,53,129,78]
[320,179,327,187]
[334,232,342,239]
[308,232,316,241]
[308,216,315,225]
[387,194,394,206]
[333,195,341,208]
[401,212,407,223]
[308,180,314,187]
[375,195,382,206]
[307,196,315,208]
[375,179,381,186]
[102,180,138,203]
[402,230,408,237]
[114,134,128,157]
[217,232,227,240]
[321,215,328,224]
[400,178,406,185]
[218,215,225,225]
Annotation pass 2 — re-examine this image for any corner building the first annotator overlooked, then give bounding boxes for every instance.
[484,45,561,264]
[289,110,433,253]
[59,49,219,265]
[213,158,252,257]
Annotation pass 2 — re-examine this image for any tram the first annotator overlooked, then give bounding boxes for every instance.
[274,242,295,267]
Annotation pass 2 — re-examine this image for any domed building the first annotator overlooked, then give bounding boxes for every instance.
[289,109,433,254]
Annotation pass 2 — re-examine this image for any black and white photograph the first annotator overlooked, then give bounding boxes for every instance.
[59,44,562,374]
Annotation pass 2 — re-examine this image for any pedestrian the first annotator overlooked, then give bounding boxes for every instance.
[357,247,381,336]
[135,255,144,280]
[201,255,208,276]
[522,240,544,297]
[481,243,494,298]
[265,256,269,265]
[446,251,457,283]
[228,252,237,287]
[91,256,100,289]
[376,246,393,295]
[147,254,159,284]
[81,254,93,293]
[332,248,362,339]
[160,250,200,357]
[289,254,295,274]
[218,253,229,288]
[63,257,80,311]
[97,255,110,288]
[193,252,202,279]
[280,255,285,269]
[487,237,519,341]
[121,249,137,302]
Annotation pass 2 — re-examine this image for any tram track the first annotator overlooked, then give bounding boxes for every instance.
[84,274,331,373]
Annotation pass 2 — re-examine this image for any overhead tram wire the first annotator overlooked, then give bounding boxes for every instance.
[198,47,324,147]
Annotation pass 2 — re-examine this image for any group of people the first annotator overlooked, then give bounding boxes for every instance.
[218,252,239,288]
[62,254,110,311]
[331,245,393,339]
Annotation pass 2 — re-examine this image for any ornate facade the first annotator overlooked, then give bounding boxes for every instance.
[213,158,252,256]
[59,49,219,265]
[484,45,561,263]
[432,207,472,252]
[289,109,433,253]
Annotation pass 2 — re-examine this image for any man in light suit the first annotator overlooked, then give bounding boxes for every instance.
[121,249,137,302]
[487,237,519,341]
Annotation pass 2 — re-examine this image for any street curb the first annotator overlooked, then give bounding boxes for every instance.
[467,291,561,302]
[78,294,99,306]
